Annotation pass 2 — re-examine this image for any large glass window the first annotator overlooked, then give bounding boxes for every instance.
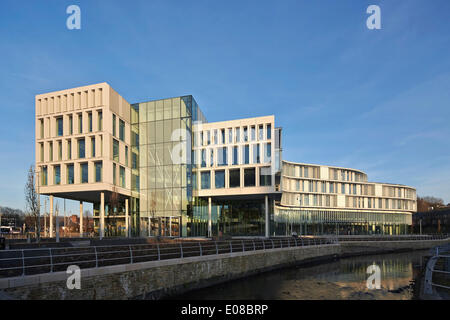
[125,146,129,167]
[251,126,256,141]
[229,169,240,188]
[215,170,225,189]
[81,163,88,183]
[218,147,227,166]
[54,165,60,185]
[243,126,248,142]
[113,139,119,162]
[119,119,125,141]
[95,162,102,182]
[201,171,211,189]
[113,163,116,185]
[201,149,206,168]
[49,142,53,161]
[244,168,256,187]
[56,117,63,136]
[235,127,240,143]
[58,141,62,160]
[228,128,232,144]
[260,167,272,186]
[259,125,263,140]
[39,119,44,138]
[78,138,85,159]
[266,124,271,139]
[67,164,74,184]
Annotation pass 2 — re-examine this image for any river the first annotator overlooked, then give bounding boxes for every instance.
[172,250,429,300]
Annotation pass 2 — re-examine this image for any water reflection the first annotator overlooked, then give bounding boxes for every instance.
[172,250,428,300]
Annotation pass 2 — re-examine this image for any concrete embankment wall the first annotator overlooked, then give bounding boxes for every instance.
[1,238,449,300]
[0,244,340,300]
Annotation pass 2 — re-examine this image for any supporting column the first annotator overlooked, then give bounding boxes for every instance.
[125,198,129,238]
[265,195,269,238]
[208,197,212,238]
[100,192,105,239]
[79,201,83,236]
[49,195,54,238]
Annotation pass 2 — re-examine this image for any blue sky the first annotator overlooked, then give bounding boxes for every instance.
[0,0,449,215]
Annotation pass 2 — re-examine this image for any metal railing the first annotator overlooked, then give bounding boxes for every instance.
[0,237,338,279]
[424,243,450,297]
[327,234,450,242]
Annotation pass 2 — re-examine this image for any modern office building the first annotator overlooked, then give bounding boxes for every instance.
[35,83,416,237]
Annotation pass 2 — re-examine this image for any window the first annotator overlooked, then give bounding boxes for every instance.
[113,114,116,137]
[243,126,248,142]
[49,142,53,161]
[58,141,62,160]
[192,172,197,190]
[67,140,72,160]
[242,145,249,164]
[39,119,44,138]
[56,117,63,136]
[40,143,44,162]
[341,183,345,194]
[54,165,60,185]
[233,146,239,165]
[259,167,272,186]
[259,125,264,140]
[229,169,240,188]
[218,147,227,166]
[210,148,214,167]
[41,166,48,186]
[201,149,206,168]
[228,128,232,144]
[78,113,83,134]
[81,163,88,183]
[235,128,240,143]
[78,138,85,159]
[213,130,217,144]
[67,164,74,184]
[266,124,271,139]
[91,137,95,157]
[119,119,125,141]
[251,126,256,141]
[125,146,129,167]
[88,112,93,132]
[221,129,225,144]
[113,163,116,185]
[120,166,125,188]
[201,171,211,189]
[69,115,73,135]
[113,139,119,162]
[98,111,102,131]
[252,144,260,164]
[132,151,138,169]
[244,168,255,187]
[215,170,225,189]
[207,131,211,145]
[264,143,271,163]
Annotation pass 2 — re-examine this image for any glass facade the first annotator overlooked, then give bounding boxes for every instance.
[132,95,206,237]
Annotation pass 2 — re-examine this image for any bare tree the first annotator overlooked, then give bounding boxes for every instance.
[24,165,40,242]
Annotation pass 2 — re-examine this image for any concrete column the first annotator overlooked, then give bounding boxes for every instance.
[49,195,54,238]
[208,197,212,238]
[79,202,83,236]
[125,198,129,238]
[265,195,269,238]
[100,192,105,239]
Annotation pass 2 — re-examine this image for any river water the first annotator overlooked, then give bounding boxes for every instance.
[172,250,429,300]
